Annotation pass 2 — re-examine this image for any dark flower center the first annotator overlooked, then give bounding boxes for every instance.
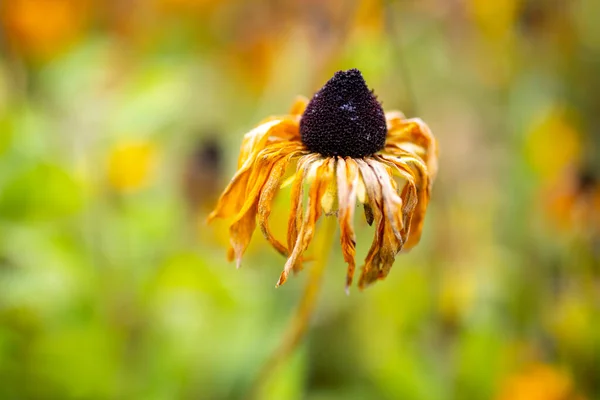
[300,69,387,158]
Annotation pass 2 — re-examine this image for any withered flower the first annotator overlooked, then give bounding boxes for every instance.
[209,69,438,290]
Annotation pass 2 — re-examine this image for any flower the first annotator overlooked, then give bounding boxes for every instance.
[209,69,438,290]
[495,363,585,400]
[107,140,158,192]
[0,0,89,61]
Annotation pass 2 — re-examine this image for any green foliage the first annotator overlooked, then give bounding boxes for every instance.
[0,1,598,399]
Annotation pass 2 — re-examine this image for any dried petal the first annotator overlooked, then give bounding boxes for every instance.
[289,96,309,117]
[258,151,302,256]
[367,159,404,244]
[278,158,333,286]
[337,157,360,290]
[385,116,438,181]
[208,122,301,222]
[287,154,321,258]
[379,154,431,250]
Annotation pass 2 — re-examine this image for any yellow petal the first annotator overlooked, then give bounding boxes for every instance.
[278,158,331,286]
[258,152,300,256]
[385,116,438,182]
[337,157,360,290]
[289,96,309,117]
[287,154,321,255]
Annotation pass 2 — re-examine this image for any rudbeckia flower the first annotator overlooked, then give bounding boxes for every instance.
[209,69,438,290]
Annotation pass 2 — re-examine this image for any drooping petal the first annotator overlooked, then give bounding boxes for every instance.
[337,157,360,290]
[366,159,404,244]
[378,154,431,250]
[356,159,390,288]
[278,158,334,286]
[227,157,280,268]
[375,155,420,246]
[238,118,301,169]
[229,205,258,269]
[224,143,305,268]
[207,160,253,222]
[385,115,438,181]
[258,150,304,256]
[208,120,302,222]
[231,142,304,224]
[357,158,416,288]
[287,154,322,257]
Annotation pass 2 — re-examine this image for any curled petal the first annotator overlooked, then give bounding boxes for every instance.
[366,159,404,244]
[258,151,303,256]
[238,119,301,169]
[379,154,431,250]
[337,157,360,291]
[287,154,322,257]
[227,155,282,267]
[385,115,438,182]
[210,140,304,268]
[230,144,292,224]
[375,155,419,245]
[289,96,309,117]
[207,162,252,222]
[278,158,334,286]
[208,122,302,222]
[356,159,392,288]
[229,207,258,269]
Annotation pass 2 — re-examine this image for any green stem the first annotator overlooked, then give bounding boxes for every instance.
[251,215,338,398]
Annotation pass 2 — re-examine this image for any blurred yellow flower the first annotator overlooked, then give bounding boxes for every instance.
[468,0,521,41]
[550,293,595,353]
[525,108,582,182]
[495,364,585,400]
[438,270,475,326]
[0,0,89,61]
[107,140,158,192]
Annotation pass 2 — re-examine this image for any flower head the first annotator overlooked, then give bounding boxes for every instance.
[209,69,438,290]
[300,69,387,158]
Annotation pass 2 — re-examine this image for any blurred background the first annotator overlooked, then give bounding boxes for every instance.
[0,0,599,399]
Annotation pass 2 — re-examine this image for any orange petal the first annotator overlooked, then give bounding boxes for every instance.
[208,123,302,222]
[385,116,438,182]
[289,96,309,117]
[366,159,404,244]
[337,157,360,291]
[355,159,386,288]
[356,158,409,289]
[286,154,321,258]
[230,142,303,224]
[375,155,419,246]
[378,154,431,250]
[278,158,333,286]
[207,164,252,222]
[258,152,300,256]
[237,119,301,169]
[229,203,258,269]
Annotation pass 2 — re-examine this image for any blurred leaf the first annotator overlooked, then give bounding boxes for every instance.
[0,163,83,221]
